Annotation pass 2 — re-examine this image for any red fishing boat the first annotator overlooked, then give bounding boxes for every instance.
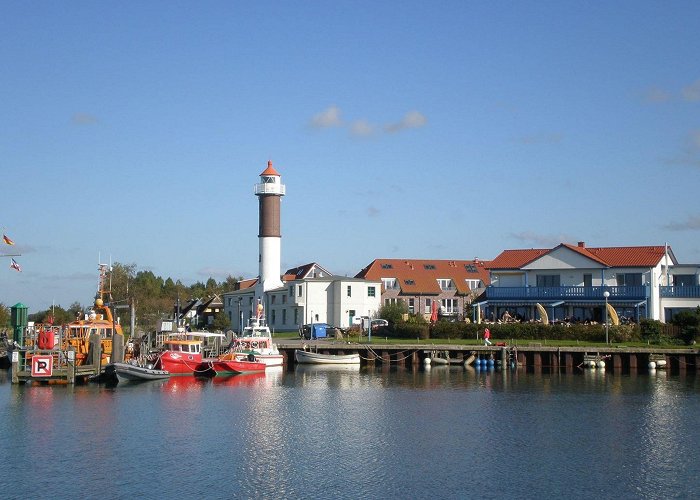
[156,333,265,376]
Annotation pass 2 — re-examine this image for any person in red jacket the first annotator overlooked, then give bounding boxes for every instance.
[483,327,492,346]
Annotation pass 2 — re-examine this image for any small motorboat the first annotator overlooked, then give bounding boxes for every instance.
[294,349,361,365]
[108,361,170,382]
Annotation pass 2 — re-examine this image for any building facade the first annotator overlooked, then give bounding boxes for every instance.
[483,242,700,323]
[355,258,490,321]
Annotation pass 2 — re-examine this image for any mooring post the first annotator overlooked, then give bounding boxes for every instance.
[67,348,75,384]
[11,349,19,384]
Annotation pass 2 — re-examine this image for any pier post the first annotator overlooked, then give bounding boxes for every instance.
[551,351,559,371]
[67,349,76,384]
[629,354,637,374]
[533,352,542,372]
[382,351,390,364]
[564,353,573,373]
[88,333,101,376]
[678,355,686,374]
[613,354,622,372]
[112,333,124,363]
[11,350,19,384]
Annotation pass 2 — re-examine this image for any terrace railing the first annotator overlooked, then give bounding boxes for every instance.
[660,286,700,298]
[485,285,648,301]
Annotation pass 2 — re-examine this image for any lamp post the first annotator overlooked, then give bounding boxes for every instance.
[237,298,242,335]
[603,290,610,344]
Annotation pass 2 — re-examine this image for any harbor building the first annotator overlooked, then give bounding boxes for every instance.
[222,162,381,332]
[481,242,700,324]
[355,258,491,322]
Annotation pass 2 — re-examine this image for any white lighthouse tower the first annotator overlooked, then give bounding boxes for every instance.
[254,161,286,299]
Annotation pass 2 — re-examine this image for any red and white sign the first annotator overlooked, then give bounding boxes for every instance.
[31,355,53,377]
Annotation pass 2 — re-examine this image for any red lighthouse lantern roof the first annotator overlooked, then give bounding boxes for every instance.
[260,160,280,177]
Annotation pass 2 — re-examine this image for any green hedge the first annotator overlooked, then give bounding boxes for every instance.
[391,321,644,343]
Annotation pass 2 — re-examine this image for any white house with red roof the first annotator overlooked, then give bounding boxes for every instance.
[483,241,699,323]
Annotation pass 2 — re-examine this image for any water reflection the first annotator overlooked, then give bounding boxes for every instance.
[0,366,697,499]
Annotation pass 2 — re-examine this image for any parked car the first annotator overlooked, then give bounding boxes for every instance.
[371,319,389,329]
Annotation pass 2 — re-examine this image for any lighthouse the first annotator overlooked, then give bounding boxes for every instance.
[254,161,286,298]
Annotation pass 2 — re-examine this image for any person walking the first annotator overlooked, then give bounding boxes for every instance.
[483,327,492,346]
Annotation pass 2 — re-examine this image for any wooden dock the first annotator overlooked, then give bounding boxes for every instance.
[276,341,700,374]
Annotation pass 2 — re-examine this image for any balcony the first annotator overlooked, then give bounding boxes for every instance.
[485,285,648,302]
[660,286,700,298]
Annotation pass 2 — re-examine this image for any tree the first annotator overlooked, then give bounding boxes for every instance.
[0,303,10,330]
[212,311,233,332]
[378,302,409,324]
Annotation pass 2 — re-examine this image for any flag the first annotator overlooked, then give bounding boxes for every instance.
[3,234,14,245]
[10,258,21,272]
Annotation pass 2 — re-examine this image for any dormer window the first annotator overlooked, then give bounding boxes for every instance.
[404,279,415,285]
[381,263,393,269]
[424,264,436,270]
[437,278,454,290]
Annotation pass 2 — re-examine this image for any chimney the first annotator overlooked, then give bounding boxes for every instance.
[578,241,585,248]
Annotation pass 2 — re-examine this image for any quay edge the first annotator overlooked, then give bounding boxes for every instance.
[276,341,700,375]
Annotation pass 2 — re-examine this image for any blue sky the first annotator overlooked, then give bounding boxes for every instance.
[2,1,699,312]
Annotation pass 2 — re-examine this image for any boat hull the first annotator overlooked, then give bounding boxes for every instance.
[210,358,267,376]
[294,350,361,365]
[109,362,170,382]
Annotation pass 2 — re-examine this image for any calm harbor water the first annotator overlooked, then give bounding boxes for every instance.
[1,366,698,500]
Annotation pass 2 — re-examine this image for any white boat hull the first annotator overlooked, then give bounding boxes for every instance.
[295,350,361,365]
[233,353,284,367]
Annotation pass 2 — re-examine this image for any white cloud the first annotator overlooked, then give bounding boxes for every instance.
[385,111,427,133]
[350,120,375,137]
[681,79,700,102]
[509,231,577,247]
[642,86,671,103]
[663,215,700,231]
[72,112,98,125]
[310,105,343,128]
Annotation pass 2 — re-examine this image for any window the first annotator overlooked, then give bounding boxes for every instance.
[616,273,642,287]
[282,309,287,324]
[368,286,376,297]
[424,264,436,270]
[282,295,286,304]
[408,298,415,313]
[289,286,294,296]
[536,275,561,287]
[465,264,477,273]
[381,263,393,269]
[437,279,454,290]
[347,285,352,297]
[425,298,431,311]
[465,279,481,290]
[271,295,276,304]
[441,298,458,314]
[382,278,397,289]
[297,285,303,297]
[404,279,415,285]
[271,310,276,325]
[674,275,695,287]
[294,308,299,325]
[583,274,592,287]
[385,298,398,305]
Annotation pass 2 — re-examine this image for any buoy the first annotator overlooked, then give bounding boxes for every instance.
[656,359,667,368]
[597,360,605,369]
[424,358,431,366]
[487,359,494,366]
[648,361,656,370]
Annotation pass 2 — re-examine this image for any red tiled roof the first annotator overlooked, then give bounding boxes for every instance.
[355,259,490,295]
[260,160,280,176]
[487,244,674,269]
[486,249,549,269]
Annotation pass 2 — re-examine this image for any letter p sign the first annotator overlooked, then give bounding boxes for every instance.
[31,355,54,377]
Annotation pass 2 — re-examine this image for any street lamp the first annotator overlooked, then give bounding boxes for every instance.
[603,290,610,344]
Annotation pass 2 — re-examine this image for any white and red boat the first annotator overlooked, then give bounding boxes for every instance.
[156,332,264,376]
[229,311,284,367]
